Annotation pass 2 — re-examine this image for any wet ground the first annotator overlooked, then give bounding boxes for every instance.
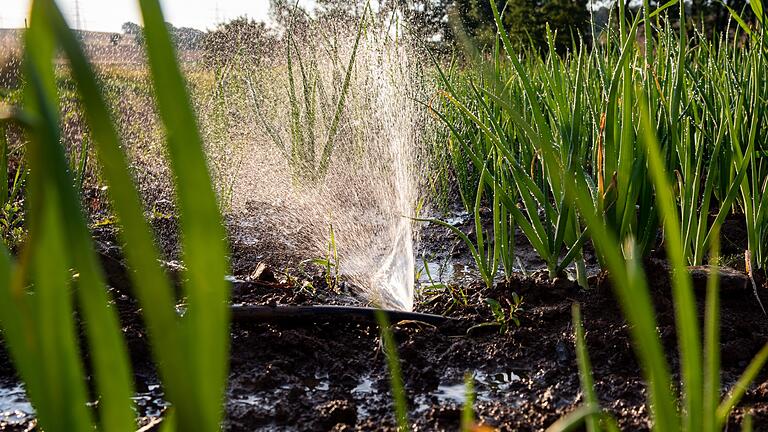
[1,207,768,431]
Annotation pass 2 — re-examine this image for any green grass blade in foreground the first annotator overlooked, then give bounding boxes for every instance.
[639,92,702,432]
[545,406,601,432]
[564,155,679,431]
[374,309,409,431]
[572,304,600,432]
[22,3,137,429]
[0,123,7,202]
[717,343,768,426]
[139,0,231,429]
[742,413,754,432]
[20,10,92,430]
[44,1,193,426]
[703,226,720,432]
[29,194,94,431]
[461,373,475,431]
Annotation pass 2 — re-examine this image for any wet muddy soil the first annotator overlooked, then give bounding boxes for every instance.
[1,211,768,431]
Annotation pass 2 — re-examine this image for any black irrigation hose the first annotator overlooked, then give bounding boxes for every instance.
[229,305,455,326]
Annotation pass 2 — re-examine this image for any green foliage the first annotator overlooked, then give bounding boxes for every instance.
[474,295,524,333]
[545,79,768,431]
[433,0,768,286]
[201,17,278,68]
[0,1,230,431]
[247,4,369,185]
[0,124,26,249]
[414,162,515,289]
[437,0,768,428]
[454,0,589,52]
[552,103,768,432]
[312,223,341,289]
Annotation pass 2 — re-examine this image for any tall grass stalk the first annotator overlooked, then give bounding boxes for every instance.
[0,0,230,430]
[374,309,409,431]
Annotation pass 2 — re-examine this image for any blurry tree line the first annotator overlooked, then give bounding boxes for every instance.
[120,0,758,64]
[120,21,204,50]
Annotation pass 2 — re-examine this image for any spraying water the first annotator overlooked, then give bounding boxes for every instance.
[202,16,428,310]
[0,18,428,311]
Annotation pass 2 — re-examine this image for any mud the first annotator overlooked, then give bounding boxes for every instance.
[1,206,767,431]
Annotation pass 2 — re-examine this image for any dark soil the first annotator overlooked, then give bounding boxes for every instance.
[1,208,768,431]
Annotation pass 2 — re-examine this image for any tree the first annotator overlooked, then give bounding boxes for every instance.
[379,0,455,50]
[121,21,144,46]
[172,25,204,50]
[453,0,588,53]
[201,17,280,67]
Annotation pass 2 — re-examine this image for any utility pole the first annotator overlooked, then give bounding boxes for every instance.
[74,0,82,30]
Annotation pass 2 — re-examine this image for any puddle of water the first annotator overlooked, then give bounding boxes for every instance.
[417,260,484,287]
[444,212,470,226]
[132,384,170,418]
[412,369,522,413]
[0,384,34,426]
[352,375,374,395]
[0,381,175,425]
[352,369,522,419]
[229,394,272,407]
[433,382,466,404]
[475,371,520,394]
[418,261,449,283]
[302,373,330,391]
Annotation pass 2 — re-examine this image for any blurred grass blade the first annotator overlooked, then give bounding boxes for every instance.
[22,2,137,429]
[44,0,194,427]
[21,6,93,430]
[717,343,768,426]
[461,373,475,432]
[545,406,600,432]
[703,225,721,432]
[572,304,599,432]
[564,156,679,431]
[375,309,409,432]
[139,0,232,428]
[742,412,753,432]
[639,91,703,432]
[649,0,680,18]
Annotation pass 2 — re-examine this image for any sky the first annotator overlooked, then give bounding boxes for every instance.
[2,0,315,32]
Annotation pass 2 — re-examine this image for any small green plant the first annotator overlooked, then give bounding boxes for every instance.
[68,134,89,194]
[470,295,524,334]
[461,372,476,432]
[312,223,340,290]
